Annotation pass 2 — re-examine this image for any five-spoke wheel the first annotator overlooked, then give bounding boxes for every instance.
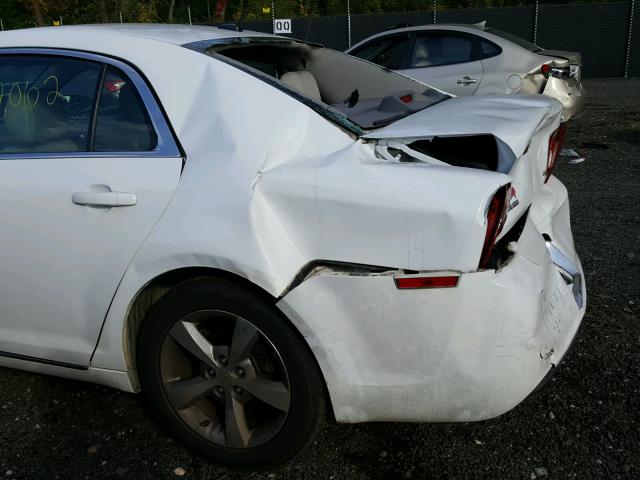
[137,278,326,467]
[161,310,291,448]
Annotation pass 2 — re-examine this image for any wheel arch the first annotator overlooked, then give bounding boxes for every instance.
[123,267,273,388]
[122,266,333,418]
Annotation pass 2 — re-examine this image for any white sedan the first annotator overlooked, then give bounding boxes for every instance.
[346,23,586,120]
[0,24,585,467]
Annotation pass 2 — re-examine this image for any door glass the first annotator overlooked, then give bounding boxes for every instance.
[0,55,101,154]
[94,66,157,152]
[350,34,411,69]
[480,39,502,59]
[413,33,475,67]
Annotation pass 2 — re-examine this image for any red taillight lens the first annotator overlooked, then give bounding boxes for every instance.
[395,275,459,289]
[545,124,567,183]
[399,93,413,104]
[104,80,126,93]
[541,63,551,77]
[479,185,510,269]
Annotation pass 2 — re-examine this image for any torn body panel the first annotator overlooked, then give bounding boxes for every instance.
[251,140,510,277]
[90,54,564,384]
[362,94,562,159]
[362,94,563,238]
[519,52,585,121]
[90,56,509,375]
[541,76,586,121]
[277,176,585,423]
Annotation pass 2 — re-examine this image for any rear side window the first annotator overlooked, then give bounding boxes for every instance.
[94,66,157,151]
[480,39,502,59]
[350,33,411,69]
[412,33,475,67]
[0,55,101,154]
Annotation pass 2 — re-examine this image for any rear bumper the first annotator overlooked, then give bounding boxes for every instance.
[542,77,586,121]
[277,177,585,423]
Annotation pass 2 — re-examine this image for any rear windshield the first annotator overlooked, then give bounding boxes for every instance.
[184,37,449,134]
[485,28,542,52]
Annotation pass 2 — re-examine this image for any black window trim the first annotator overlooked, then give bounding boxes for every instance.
[404,30,491,70]
[0,47,181,160]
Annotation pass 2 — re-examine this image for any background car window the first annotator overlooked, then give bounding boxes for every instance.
[94,66,157,152]
[480,39,502,58]
[0,56,101,154]
[412,33,475,67]
[350,34,411,69]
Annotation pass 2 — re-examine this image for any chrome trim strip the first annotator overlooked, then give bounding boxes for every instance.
[0,47,181,159]
[545,241,583,309]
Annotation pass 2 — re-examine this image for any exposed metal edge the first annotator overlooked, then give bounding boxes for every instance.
[0,351,88,371]
[545,241,583,309]
[278,260,397,300]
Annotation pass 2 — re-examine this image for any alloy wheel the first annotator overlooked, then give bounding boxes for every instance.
[159,310,291,448]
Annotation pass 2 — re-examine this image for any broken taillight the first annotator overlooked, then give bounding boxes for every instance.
[541,63,570,79]
[479,185,510,269]
[541,63,551,76]
[545,124,567,183]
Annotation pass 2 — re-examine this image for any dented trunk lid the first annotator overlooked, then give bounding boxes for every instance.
[362,94,563,159]
[362,94,564,237]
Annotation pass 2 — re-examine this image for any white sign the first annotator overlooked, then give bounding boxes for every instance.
[274,18,292,34]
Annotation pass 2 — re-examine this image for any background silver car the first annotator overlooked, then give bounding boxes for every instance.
[346,23,585,120]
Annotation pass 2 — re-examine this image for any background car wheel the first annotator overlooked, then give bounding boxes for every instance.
[137,277,327,468]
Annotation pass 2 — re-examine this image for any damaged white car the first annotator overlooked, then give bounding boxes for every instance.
[0,24,585,467]
[346,23,586,121]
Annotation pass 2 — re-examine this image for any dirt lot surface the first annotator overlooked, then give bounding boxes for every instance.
[1,78,639,480]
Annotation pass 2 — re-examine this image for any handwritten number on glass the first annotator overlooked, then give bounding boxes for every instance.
[0,76,60,109]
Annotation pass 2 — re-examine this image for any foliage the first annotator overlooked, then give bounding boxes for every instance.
[1,0,624,28]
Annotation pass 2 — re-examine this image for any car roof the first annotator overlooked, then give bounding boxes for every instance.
[377,23,485,36]
[0,23,274,47]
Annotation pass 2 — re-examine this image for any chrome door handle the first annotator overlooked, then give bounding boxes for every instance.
[457,76,478,85]
[72,191,137,207]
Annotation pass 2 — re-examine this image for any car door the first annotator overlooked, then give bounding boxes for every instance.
[0,50,182,367]
[397,31,484,96]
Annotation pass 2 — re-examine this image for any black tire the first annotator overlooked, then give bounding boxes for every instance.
[137,277,327,468]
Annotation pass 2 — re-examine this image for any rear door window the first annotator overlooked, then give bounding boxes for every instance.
[412,32,476,67]
[0,55,101,154]
[94,66,157,152]
[350,33,412,69]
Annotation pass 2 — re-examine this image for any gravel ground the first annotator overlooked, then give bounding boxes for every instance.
[1,78,639,480]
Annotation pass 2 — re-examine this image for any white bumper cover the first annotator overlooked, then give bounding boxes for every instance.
[277,176,585,423]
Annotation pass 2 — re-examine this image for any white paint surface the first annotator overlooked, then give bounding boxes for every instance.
[0,25,585,423]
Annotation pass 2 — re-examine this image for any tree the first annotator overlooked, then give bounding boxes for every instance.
[23,0,45,25]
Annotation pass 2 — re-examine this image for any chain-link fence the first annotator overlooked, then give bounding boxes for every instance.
[233,0,637,77]
[4,0,637,77]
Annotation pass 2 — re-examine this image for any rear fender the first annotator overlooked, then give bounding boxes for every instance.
[251,140,511,280]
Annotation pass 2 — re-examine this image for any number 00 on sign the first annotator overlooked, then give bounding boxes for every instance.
[274,19,292,34]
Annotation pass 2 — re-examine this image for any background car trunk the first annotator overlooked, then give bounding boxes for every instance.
[538,50,582,66]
